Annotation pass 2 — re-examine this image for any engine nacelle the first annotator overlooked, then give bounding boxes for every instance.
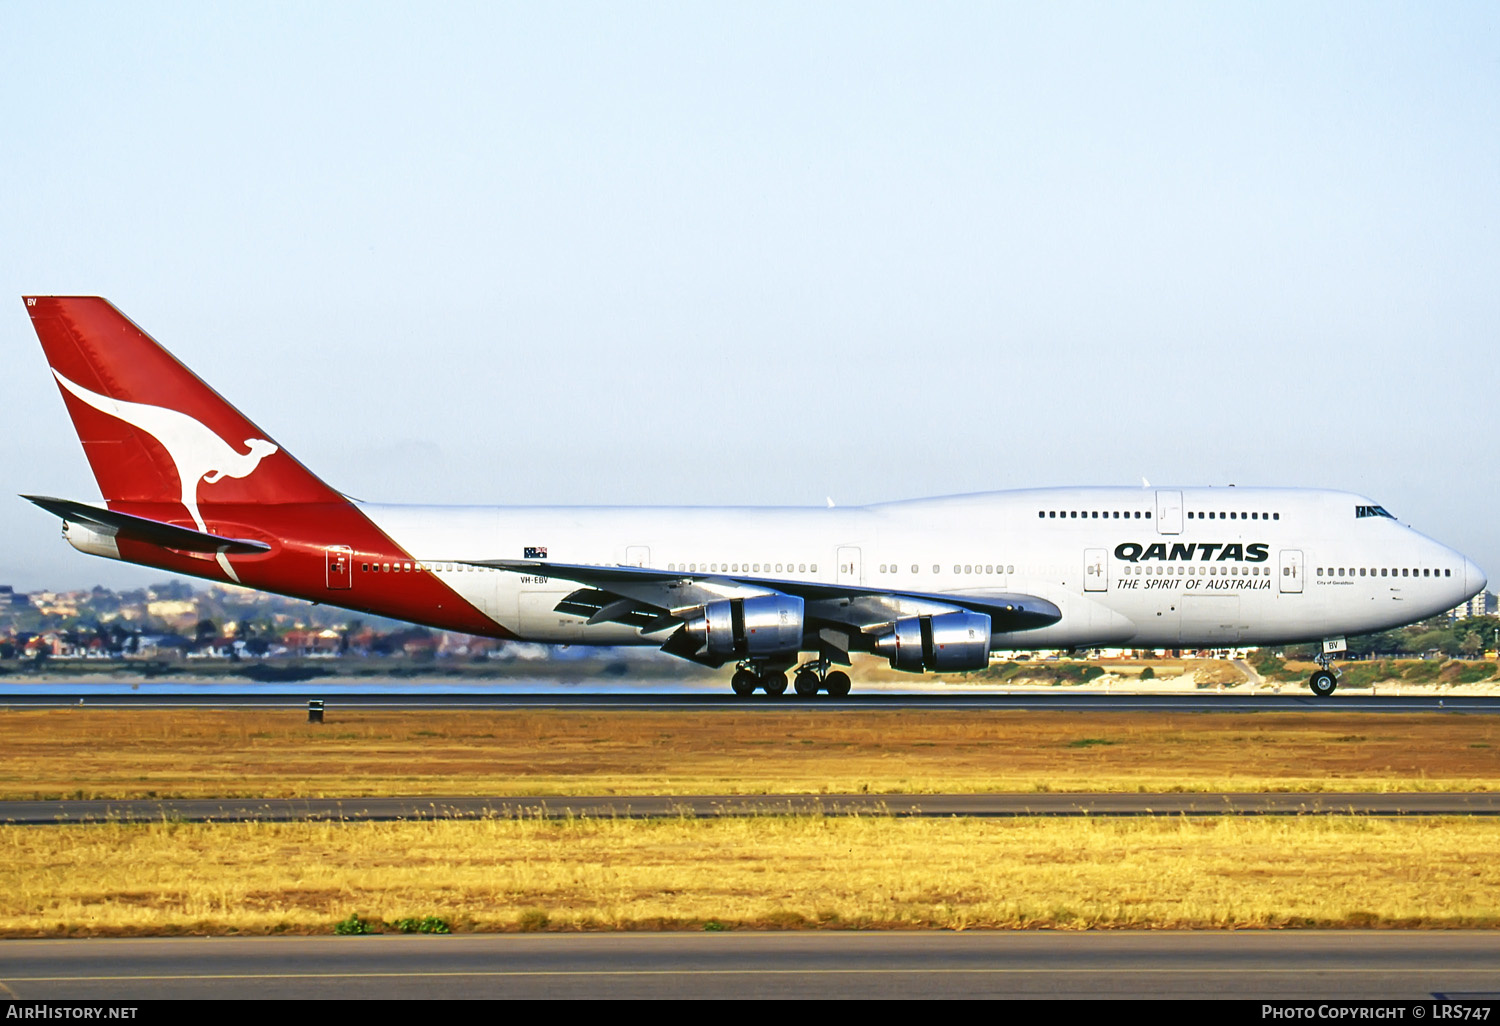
[874,611,992,672]
[683,594,804,659]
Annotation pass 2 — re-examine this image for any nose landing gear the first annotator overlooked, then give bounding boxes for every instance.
[1308,651,1342,697]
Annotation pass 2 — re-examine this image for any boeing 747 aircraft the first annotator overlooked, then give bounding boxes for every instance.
[20,296,1487,697]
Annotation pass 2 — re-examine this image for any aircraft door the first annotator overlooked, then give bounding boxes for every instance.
[1279,549,1303,594]
[837,546,861,586]
[625,545,650,568]
[1155,491,1182,535]
[325,546,352,590]
[1084,548,1107,592]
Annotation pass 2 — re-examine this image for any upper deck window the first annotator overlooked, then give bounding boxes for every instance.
[1356,505,1395,519]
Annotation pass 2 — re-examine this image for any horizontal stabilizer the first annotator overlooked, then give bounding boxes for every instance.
[21,495,271,554]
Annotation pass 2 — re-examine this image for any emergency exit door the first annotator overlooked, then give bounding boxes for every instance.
[325,546,352,590]
[837,546,862,586]
[1084,548,1107,591]
[1279,549,1303,594]
[1155,490,1182,534]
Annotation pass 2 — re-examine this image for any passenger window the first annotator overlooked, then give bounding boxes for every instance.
[1007,565,1014,573]
[1274,513,1280,520]
[1091,511,1098,519]
[1445,569,1452,577]
[1317,568,1324,577]
[1049,511,1056,519]
[911,565,919,574]
[1423,569,1430,577]
[1038,511,1045,518]
[1070,511,1077,518]
[933,565,940,574]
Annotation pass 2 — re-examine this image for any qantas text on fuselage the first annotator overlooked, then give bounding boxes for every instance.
[20,296,1487,698]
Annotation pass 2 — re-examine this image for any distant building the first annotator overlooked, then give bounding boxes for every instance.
[146,599,198,627]
[1448,591,1495,621]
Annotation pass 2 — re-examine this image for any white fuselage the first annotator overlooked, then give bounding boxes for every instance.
[362,486,1485,650]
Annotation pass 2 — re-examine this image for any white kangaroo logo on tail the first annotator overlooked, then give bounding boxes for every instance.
[52,370,278,581]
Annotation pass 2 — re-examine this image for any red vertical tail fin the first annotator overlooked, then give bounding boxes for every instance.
[22,296,341,520]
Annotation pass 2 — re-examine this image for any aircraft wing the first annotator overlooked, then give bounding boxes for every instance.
[467,558,1061,645]
[22,495,272,554]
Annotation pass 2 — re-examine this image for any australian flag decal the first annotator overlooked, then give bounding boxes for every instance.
[524,546,548,559]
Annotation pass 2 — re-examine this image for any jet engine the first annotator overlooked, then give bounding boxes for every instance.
[874,611,992,672]
[682,594,804,659]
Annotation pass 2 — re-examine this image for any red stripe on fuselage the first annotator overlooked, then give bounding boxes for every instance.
[109,500,514,639]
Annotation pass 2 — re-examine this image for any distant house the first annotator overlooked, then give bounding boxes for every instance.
[135,634,192,658]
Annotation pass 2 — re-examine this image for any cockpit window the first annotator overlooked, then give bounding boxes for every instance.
[1355,505,1395,519]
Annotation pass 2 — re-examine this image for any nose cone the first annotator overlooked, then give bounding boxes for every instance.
[1465,557,1488,600]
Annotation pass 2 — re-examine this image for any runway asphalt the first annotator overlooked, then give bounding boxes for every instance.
[4,932,1499,999]
[6,791,1500,824]
[4,690,1499,712]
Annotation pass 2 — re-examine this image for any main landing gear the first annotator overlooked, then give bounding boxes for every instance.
[731,661,851,698]
[1308,652,1342,698]
[793,660,851,698]
[731,665,786,696]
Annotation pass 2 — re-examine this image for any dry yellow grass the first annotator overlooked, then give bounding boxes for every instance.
[1,816,1496,935]
[0,708,1496,799]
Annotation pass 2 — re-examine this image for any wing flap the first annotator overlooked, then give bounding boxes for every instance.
[467,558,1061,634]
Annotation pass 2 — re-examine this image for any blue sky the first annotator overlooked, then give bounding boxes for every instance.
[2,1,1497,591]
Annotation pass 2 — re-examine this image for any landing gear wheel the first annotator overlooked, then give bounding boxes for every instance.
[731,669,758,696]
[1309,670,1337,698]
[762,671,788,696]
[824,670,851,697]
[794,669,821,697]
